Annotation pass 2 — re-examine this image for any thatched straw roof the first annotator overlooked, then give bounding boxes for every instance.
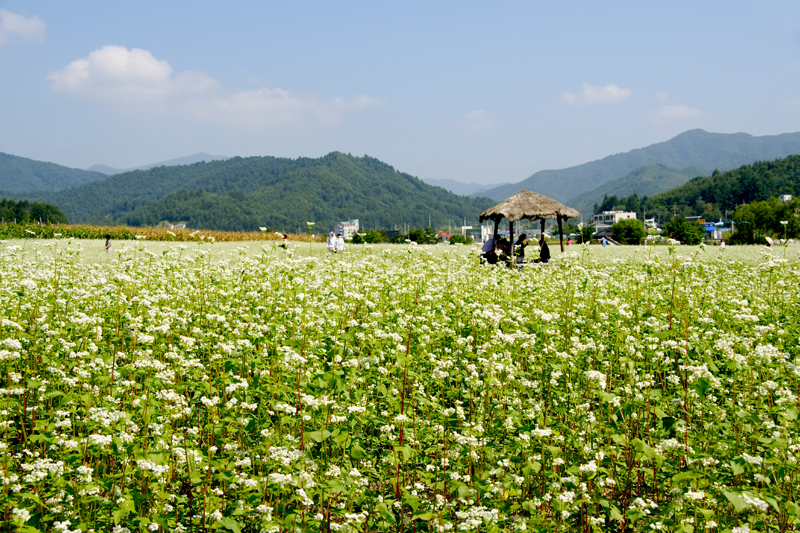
[479,190,581,223]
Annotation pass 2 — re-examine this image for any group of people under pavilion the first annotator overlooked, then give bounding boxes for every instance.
[478,190,580,267]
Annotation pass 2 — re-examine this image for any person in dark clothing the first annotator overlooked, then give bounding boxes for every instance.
[481,236,499,264]
[497,238,513,266]
[514,234,529,266]
[537,236,550,264]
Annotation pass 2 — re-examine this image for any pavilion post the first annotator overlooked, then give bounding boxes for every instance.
[540,219,546,240]
[509,220,515,263]
[558,215,564,252]
[493,219,499,239]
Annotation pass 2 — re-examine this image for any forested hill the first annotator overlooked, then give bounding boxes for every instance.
[476,129,800,204]
[0,152,108,192]
[10,153,495,232]
[568,164,710,216]
[648,155,800,214]
[602,155,800,223]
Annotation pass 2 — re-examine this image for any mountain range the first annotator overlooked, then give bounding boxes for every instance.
[476,129,800,211]
[1,153,493,232]
[419,177,508,197]
[86,152,229,175]
[567,164,711,216]
[2,128,800,231]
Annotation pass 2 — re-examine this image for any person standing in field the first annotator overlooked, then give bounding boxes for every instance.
[335,233,346,253]
[327,231,336,253]
[105,234,111,252]
[514,234,529,267]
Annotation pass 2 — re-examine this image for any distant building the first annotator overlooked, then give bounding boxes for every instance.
[334,219,359,239]
[592,211,636,231]
[780,194,793,203]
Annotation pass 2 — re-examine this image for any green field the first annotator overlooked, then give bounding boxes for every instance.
[0,240,797,532]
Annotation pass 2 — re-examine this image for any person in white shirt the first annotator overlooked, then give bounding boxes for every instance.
[335,233,346,253]
[327,231,336,253]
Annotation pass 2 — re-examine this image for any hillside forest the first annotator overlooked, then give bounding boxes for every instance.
[5,153,493,233]
[591,156,800,241]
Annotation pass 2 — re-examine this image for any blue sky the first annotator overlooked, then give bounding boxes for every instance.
[2,1,800,185]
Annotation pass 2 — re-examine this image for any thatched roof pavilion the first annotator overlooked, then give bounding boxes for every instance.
[479,190,581,253]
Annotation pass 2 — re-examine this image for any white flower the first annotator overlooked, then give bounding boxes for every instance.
[684,490,705,501]
[12,507,31,523]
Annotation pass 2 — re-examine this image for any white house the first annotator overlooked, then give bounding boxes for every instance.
[592,211,637,231]
[334,219,359,239]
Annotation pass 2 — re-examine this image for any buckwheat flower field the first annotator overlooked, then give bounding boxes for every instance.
[1,239,799,532]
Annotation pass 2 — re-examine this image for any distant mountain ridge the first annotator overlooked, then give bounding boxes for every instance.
[87,152,229,175]
[476,130,800,211]
[7,153,494,232]
[569,164,711,216]
[0,152,108,192]
[420,177,509,196]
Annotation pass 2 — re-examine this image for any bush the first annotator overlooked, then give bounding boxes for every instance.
[448,234,473,245]
[610,219,646,245]
[351,230,386,244]
[665,216,705,245]
[577,222,596,244]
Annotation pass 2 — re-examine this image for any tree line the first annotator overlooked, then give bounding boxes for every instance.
[0,198,67,224]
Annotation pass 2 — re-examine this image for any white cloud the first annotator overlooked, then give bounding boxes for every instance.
[647,104,704,124]
[48,45,383,126]
[562,83,632,105]
[461,110,494,132]
[656,90,669,101]
[0,8,46,44]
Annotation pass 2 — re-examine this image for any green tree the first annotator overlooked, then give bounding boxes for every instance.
[578,222,596,244]
[665,216,705,245]
[408,227,438,244]
[610,218,646,245]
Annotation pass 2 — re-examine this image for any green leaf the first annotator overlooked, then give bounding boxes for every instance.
[724,491,748,513]
[632,438,655,460]
[376,503,395,524]
[413,511,433,520]
[349,442,366,460]
[785,501,800,516]
[395,445,413,462]
[609,505,624,521]
[522,460,541,477]
[694,377,711,397]
[672,471,699,483]
[217,517,242,533]
[730,457,746,476]
[306,429,332,443]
